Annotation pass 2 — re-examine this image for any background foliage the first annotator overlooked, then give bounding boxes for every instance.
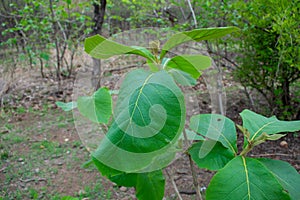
[0,0,92,79]
[231,0,300,119]
[0,0,299,116]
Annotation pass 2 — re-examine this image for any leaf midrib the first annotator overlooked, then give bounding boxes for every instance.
[128,73,154,126]
[250,121,276,140]
[242,156,251,200]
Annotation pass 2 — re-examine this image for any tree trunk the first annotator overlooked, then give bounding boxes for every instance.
[49,0,61,81]
[281,78,290,108]
[39,58,45,78]
[91,0,107,91]
[280,78,291,118]
[92,58,102,90]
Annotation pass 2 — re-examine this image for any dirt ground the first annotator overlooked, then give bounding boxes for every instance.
[0,65,299,200]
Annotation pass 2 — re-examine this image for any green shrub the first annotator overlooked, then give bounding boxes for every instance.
[231,0,300,119]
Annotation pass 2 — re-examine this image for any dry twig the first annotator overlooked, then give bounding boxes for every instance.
[19,178,47,183]
[0,167,7,173]
[183,130,203,200]
[166,170,183,200]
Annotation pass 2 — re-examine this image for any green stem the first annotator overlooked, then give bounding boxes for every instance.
[239,143,253,157]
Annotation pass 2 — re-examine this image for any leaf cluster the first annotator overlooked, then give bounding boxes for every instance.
[189,110,300,199]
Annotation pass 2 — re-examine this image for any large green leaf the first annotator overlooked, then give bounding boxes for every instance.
[165,55,211,79]
[136,170,165,200]
[93,156,165,200]
[92,156,123,177]
[240,109,300,141]
[84,34,155,61]
[258,158,300,200]
[206,156,291,200]
[160,27,239,58]
[190,114,237,155]
[108,170,165,200]
[77,87,112,124]
[109,173,137,188]
[92,69,185,172]
[189,140,235,171]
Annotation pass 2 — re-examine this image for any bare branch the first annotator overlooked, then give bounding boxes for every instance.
[183,130,203,200]
[186,0,197,28]
[19,178,47,183]
[165,170,183,200]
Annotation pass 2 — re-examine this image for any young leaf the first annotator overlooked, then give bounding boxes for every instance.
[160,27,239,58]
[240,109,300,141]
[237,124,250,141]
[264,133,286,141]
[136,170,165,200]
[189,140,235,170]
[165,55,211,79]
[190,114,237,154]
[77,87,112,124]
[252,133,286,147]
[84,35,155,61]
[258,158,300,200]
[206,156,291,200]
[55,101,77,111]
[92,69,185,172]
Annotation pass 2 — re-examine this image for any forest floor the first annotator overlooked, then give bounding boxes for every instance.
[0,64,299,200]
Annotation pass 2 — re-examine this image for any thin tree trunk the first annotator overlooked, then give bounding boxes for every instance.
[280,78,291,118]
[91,0,106,91]
[49,0,61,81]
[186,0,197,28]
[92,58,101,89]
[281,78,290,108]
[39,58,45,78]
